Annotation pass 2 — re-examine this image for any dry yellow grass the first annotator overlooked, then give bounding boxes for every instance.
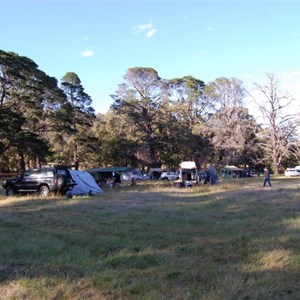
[0,176,299,299]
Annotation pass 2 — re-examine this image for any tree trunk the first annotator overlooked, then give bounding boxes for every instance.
[19,152,25,173]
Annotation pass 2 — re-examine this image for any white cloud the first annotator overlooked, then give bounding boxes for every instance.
[137,23,153,31]
[80,49,94,57]
[147,28,158,38]
[292,70,300,77]
[131,22,157,38]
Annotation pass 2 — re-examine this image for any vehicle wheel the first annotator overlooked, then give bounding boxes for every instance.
[162,177,168,180]
[39,185,50,197]
[57,175,66,189]
[5,186,16,196]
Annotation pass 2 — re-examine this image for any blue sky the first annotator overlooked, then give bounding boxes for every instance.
[1,1,300,115]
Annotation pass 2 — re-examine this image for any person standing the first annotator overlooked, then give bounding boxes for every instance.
[263,167,272,187]
[113,172,121,187]
[131,177,137,186]
[207,164,218,185]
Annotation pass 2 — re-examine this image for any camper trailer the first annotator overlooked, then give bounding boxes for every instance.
[221,166,244,178]
[178,161,199,187]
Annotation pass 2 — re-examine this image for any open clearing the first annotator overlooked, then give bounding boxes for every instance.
[0,177,299,299]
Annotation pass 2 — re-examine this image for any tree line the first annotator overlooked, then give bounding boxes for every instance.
[1,50,299,174]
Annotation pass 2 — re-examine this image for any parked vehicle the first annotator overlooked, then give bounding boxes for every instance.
[295,166,300,175]
[248,170,259,177]
[284,168,299,178]
[2,165,76,196]
[121,169,149,181]
[221,166,244,178]
[160,171,179,181]
[148,168,163,180]
[175,161,199,187]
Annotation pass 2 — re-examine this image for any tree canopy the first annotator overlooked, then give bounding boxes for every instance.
[1,50,299,174]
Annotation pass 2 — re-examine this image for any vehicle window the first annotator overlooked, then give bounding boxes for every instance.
[27,170,39,178]
[41,169,54,176]
[22,171,31,178]
[57,169,67,175]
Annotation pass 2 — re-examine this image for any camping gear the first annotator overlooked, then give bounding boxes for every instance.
[69,170,103,196]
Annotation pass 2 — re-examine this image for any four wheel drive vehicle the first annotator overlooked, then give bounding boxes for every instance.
[160,171,179,180]
[2,166,77,197]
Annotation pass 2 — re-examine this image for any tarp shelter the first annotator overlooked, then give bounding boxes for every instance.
[69,170,103,195]
[86,167,132,186]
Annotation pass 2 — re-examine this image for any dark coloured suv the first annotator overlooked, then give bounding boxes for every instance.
[2,165,76,197]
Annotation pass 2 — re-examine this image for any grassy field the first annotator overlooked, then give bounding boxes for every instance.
[0,177,299,299]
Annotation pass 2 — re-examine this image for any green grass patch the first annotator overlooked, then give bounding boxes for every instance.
[0,177,300,299]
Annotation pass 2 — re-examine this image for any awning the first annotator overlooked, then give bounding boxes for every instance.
[86,167,133,174]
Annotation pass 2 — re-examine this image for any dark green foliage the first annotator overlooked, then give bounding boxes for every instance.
[59,72,96,164]
[0,50,71,170]
[1,49,298,172]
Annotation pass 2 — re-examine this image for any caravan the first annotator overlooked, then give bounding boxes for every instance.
[221,166,244,178]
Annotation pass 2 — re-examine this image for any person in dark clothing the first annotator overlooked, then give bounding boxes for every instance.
[204,172,210,184]
[131,177,137,186]
[263,167,272,187]
[113,172,121,187]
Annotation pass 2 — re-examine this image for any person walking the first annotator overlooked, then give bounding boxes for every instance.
[263,167,272,187]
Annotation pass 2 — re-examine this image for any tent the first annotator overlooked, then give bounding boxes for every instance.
[69,170,103,195]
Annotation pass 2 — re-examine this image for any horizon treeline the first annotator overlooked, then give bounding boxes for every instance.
[1,50,299,174]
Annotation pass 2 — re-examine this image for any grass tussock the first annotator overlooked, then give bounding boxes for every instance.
[0,177,300,299]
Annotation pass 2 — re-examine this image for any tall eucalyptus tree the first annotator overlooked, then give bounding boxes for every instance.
[254,73,300,174]
[60,72,95,165]
[92,111,140,167]
[111,67,172,167]
[168,76,212,167]
[205,77,259,167]
[0,50,66,170]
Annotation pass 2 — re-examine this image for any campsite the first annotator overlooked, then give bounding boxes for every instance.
[0,176,299,299]
[1,3,300,298]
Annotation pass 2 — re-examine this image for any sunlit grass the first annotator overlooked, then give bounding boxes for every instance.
[0,177,300,299]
